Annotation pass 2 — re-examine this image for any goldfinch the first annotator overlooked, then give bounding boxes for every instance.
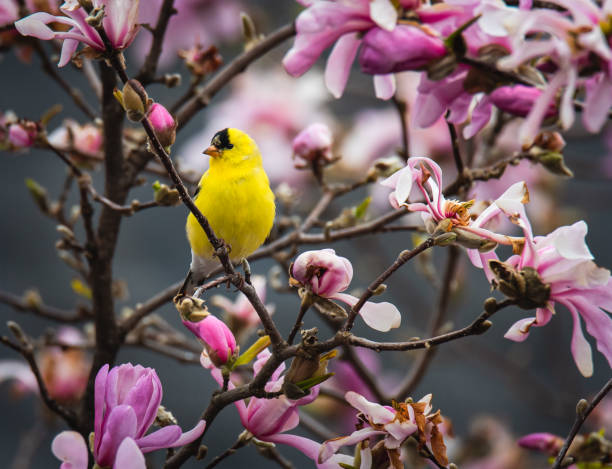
[182,128,275,293]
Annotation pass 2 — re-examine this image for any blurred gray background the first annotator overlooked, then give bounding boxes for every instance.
[1,1,612,468]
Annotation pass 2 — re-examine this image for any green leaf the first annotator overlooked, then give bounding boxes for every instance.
[353,196,371,220]
[233,335,271,368]
[295,372,334,391]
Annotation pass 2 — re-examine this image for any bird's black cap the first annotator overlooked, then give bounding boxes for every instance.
[211,128,233,150]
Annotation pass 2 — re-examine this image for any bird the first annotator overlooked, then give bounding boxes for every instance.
[181,128,276,295]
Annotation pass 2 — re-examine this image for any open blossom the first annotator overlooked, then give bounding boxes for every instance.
[319,391,448,467]
[48,119,102,157]
[0,327,89,402]
[15,0,140,67]
[283,0,448,99]
[290,249,401,332]
[52,363,205,469]
[204,349,351,468]
[482,0,612,142]
[381,157,527,253]
[182,314,237,367]
[498,218,612,377]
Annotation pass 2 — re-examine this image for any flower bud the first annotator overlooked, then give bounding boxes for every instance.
[359,24,447,75]
[489,85,556,118]
[115,79,150,122]
[292,123,333,165]
[8,122,37,148]
[290,249,353,297]
[147,103,177,149]
[518,432,563,454]
[182,314,238,367]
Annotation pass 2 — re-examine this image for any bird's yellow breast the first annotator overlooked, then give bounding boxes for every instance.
[186,162,275,261]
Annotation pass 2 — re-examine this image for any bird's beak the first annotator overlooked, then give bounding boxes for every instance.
[203,145,221,158]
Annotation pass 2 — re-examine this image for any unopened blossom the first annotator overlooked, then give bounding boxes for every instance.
[319,391,448,466]
[182,313,237,367]
[52,363,205,469]
[292,122,334,165]
[284,0,449,99]
[290,248,401,332]
[48,119,102,157]
[15,0,140,67]
[147,103,177,148]
[8,122,37,148]
[498,219,612,377]
[212,275,275,335]
[358,24,447,75]
[518,432,564,454]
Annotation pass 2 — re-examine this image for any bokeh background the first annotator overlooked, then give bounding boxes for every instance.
[1,1,611,468]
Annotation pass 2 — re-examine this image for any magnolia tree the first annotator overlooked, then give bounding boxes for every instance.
[1,0,612,468]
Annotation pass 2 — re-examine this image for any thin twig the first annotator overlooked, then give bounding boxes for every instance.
[393,96,409,160]
[0,290,86,322]
[31,41,97,120]
[176,23,296,129]
[287,299,311,345]
[394,246,459,400]
[204,437,248,469]
[446,118,464,175]
[256,445,295,469]
[342,237,436,331]
[551,378,612,469]
[0,334,78,427]
[136,0,177,84]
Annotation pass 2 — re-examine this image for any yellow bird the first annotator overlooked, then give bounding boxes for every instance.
[182,128,275,293]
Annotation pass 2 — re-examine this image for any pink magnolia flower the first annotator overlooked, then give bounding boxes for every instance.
[7,122,36,148]
[0,327,89,402]
[283,0,447,99]
[52,363,206,469]
[15,0,140,67]
[182,314,237,367]
[518,432,564,453]
[148,103,177,148]
[319,391,448,466]
[0,1,18,26]
[483,0,612,142]
[48,119,103,157]
[290,248,401,332]
[292,122,333,165]
[500,218,612,377]
[381,157,528,252]
[205,349,352,468]
[211,275,275,330]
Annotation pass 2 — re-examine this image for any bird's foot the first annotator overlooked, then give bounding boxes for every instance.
[241,258,252,285]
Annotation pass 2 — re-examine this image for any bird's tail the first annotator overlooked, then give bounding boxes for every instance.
[179,253,219,296]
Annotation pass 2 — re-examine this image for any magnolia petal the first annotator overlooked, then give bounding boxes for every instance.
[135,426,181,453]
[319,427,385,463]
[567,305,594,378]
[94,364,110,454]
[51,431,88,469]
[373,74,396,100]
[345,391,395,424]
[504,317,536,342]
[583,75,612,132]
[266,433,355,469]
[96,405,138,466]
[113,438,145,469]
[394,164,415,206]
[550,221,593,261]
[332,293,401,332]
[369,0,397,31]
[15,12,61,40]
[569,297,612,372]
[325,33,361,99]
[58,38,80,67]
